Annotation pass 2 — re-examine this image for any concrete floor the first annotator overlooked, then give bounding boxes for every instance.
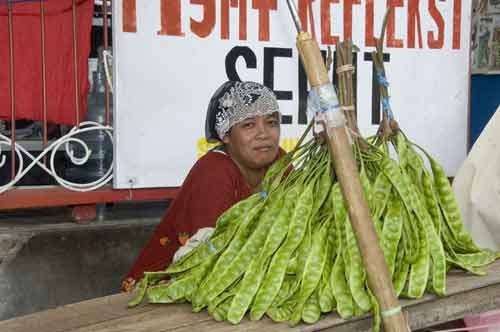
[0,201,168,321]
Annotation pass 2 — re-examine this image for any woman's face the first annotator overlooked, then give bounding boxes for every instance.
[223,113,280,170]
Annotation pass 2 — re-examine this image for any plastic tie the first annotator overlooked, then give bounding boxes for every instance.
[320,103,340,113]
[203,239,218,253]
[377,70,390,87]
[340,105,355,112]
[382,97,395,120]
[336,64,355,74]
[260,191,268,198]
[381,306,402,318]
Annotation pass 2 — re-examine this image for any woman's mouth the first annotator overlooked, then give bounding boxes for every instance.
[254,145,273,152]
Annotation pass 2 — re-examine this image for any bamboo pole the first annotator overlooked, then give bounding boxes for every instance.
[286,1,409,331]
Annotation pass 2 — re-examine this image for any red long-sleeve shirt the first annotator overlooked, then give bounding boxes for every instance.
[125,149,280,283]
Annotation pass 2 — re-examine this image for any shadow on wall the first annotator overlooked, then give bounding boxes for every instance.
[0,203,166,321]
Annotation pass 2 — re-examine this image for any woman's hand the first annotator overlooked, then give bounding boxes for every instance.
[121,277,136,293]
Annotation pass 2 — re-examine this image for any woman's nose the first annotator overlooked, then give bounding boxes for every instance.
[255,119,270,138]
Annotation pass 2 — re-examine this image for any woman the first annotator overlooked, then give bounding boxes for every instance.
[122,81,283,290]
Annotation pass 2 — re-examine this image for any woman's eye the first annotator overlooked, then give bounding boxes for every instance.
[242,122,254,128]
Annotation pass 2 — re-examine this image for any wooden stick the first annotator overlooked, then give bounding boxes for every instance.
[374,8,401,138]
[296,31,409,332]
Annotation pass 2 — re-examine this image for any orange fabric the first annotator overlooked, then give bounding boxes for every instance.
[0,0,93,125]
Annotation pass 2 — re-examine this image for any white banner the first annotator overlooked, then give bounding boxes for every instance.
[113,0,471,189]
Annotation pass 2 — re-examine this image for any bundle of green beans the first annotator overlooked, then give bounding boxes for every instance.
[127,26,499,330]
[127,123,499,329]
[128,137,344,323]
[365,47,500,300]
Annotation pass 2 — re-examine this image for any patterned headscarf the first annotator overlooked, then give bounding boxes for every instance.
[205,81,280,143]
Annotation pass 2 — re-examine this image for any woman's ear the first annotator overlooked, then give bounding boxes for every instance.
[222,133,230,144]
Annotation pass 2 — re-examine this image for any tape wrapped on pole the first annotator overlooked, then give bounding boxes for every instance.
[308,83,353,145]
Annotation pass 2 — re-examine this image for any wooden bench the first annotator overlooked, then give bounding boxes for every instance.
[2,260,500,332]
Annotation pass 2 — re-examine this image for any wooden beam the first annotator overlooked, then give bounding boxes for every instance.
[0,185,179,210]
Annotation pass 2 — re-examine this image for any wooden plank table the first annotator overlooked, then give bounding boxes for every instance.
[2,260,500,332]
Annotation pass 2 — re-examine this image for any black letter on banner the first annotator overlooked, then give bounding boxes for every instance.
[298,60,308,125]
[264,47,293,124]
[364,52,390,125]
[298,50,328,125]
[225,46,257,81]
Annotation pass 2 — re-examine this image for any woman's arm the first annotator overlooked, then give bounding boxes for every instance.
[122,152,250,287]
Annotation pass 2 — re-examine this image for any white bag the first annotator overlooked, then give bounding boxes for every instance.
[453,106,500,251]
[172,227,215,263]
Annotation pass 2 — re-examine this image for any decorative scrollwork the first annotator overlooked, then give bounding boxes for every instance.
[0,121,113,194]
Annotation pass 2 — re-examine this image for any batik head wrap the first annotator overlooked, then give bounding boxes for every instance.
[205,81,280,143]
